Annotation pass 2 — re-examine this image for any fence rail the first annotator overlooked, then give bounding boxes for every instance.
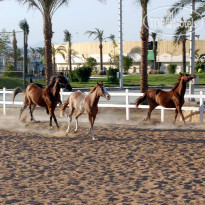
[0,87,205,122]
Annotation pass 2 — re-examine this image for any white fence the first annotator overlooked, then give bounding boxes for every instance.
[0,87,205,122]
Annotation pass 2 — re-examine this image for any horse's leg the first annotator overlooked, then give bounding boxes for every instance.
[66,107,75,133]
[52,112,59,128]
[173,109,178,124]
[74,111,82,132]
[50,115,53,128]
[19,96,28,119]
[49,108,59,128]
[30,104,37,122]
[145,101,158,121]
[85,115,96,140]
[176,105,186,124]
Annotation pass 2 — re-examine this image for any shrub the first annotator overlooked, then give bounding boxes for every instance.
[72,66,92,82]
[68,70,78,82]
[107,67,119,83]
[167,64,177,74]
[3,64,22,77]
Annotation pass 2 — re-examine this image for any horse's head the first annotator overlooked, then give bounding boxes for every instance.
[56,73,72,91]
[96,82,111,100]
[179,72,196,83]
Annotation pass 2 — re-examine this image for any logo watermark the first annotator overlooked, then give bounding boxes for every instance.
[144,6,203,37]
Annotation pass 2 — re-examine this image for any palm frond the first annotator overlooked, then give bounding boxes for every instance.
[164,0,192,23]
[19,19,29,34]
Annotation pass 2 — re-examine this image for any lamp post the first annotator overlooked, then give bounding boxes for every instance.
[189,0,195,99]
[119,0,123,89]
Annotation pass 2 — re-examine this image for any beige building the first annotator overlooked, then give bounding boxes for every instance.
[54,40,205,73]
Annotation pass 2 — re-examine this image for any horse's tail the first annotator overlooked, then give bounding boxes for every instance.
[136,92,148,108]
[60,95,70,117]
[13,87,25,103]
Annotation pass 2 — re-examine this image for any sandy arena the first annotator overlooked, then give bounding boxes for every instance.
[0,107,204,204]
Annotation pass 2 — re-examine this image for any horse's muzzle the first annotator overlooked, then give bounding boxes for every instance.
[106,94,111,100]
[66,84,72,91]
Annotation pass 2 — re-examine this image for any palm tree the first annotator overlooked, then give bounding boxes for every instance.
[18,0,69,86]
[174,18,188,73]
[12,30,17,70]
[107,34,118,59]
[64,30,72,72]
[19,19,29,74]
[138,0,150,93]
[85,28,105,73]
[29,47,38,60]
[150,32,157,71]
[52,45,66,72]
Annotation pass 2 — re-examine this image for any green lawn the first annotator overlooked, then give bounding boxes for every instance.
[1,73,205,89]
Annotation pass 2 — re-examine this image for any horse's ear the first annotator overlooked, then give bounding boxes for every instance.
[179,72,182,76]
[101,81,103,85]
[97,82,100,86]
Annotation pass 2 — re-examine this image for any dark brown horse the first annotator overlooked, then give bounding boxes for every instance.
[60,82,111,140]
[13,73,72,128]
[136,73,195,123]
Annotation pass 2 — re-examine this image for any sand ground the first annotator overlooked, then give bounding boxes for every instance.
[0,107,204,204]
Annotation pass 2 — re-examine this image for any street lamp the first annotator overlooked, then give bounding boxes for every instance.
[189,0,195,99]
[119,0,123,89]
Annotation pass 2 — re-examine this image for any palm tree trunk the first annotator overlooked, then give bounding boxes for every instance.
[182,38,186,73]
[69,45,72,72]
[43,15,53,86]
[53,56,56,72]
[25,34,28,74]
[153,40,157,70]
[99,42,103,73]
[140,5,149,93]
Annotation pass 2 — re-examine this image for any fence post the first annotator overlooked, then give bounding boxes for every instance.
[3,87,6,115]
[125,89,130,120]
[161,108,165,122]
[199,91,204,123]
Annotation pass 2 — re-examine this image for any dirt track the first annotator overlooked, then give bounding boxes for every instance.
[0,108,205,204]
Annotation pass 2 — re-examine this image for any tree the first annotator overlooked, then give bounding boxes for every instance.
[138,0,150,93]
[85,28,105,73]
[12,30,18,70]
[0,30,12,65]
[64,29,72,72]
[123,56,133,73]
[52,45,66,72]
[150,32,157,71]
[113,55,133,73]
[174,18,188,73]
[29,47,38,60]
[19,19,29,74]
[18,0,69,86]
[107,34,118,59]
[85,57,97,71]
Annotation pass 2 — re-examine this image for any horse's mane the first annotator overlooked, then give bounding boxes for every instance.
[90,85,97,94]
[47,75,56,88]
[171,76,181,91]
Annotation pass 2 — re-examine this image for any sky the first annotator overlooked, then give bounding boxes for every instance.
[0,0,204,48]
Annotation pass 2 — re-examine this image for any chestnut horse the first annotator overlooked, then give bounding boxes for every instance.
[136,73,195,123]
[61,82,111,140]
[13,73,72,128]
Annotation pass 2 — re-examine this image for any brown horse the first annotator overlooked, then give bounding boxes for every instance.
[60,82,111,140]
[13,73,72,128]
[136,73,195,123]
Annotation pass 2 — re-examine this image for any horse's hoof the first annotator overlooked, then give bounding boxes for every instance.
[66,129,70,133]
[50,126,53,129]
[84,132,89,137]
[74,129,78,133]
